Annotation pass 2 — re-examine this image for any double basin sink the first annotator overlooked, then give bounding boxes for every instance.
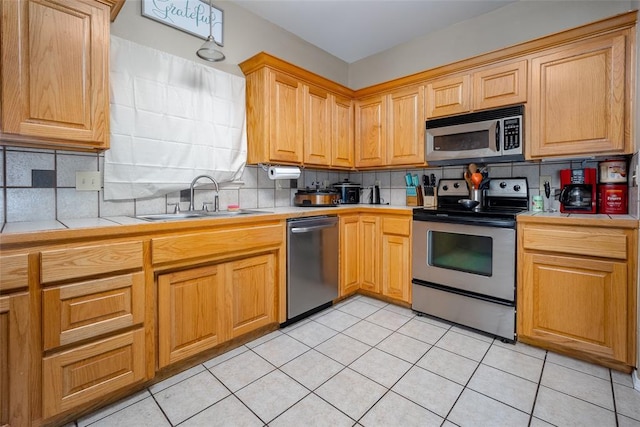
[136,209,268,222]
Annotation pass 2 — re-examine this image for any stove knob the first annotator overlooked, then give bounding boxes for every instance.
[513,184,521,192]
[453,182,460,189]
[442,185,449,191]
[499,181,507,189]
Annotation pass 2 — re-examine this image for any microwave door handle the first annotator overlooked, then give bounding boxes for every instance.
[496,121,501,153]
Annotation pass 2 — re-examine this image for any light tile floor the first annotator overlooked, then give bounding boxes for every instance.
[70,295,640,427]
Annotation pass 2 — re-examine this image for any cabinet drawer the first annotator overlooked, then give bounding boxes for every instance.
[41,241,143,284]
[0,253,29,292]
[42,273,145,350]
[521,226,628,260]
[381,217,410,236]
[151,223,283,264]
[42,328,146,419]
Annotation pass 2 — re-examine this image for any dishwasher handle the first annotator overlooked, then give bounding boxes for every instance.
[290,223,336,233]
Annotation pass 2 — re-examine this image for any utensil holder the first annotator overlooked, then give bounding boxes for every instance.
[471,189,484,212]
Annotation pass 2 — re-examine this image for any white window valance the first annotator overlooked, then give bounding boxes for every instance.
[104,36,247,200]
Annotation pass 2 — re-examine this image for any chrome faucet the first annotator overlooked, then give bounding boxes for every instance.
[189,174,219,212]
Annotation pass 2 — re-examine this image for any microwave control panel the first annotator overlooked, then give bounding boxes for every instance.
[502,117,521,151]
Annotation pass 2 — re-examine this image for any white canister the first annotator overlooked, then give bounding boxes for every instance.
[599,159,627,183]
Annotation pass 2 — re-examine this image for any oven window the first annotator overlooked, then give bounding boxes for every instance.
[428,231,492,276]
[434,130,489,151]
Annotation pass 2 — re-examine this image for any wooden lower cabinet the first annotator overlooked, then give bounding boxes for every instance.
[226,254,276,339]
[157,253,278,368]
[517,222,636,369]
[158,265,224,369]
[339,215,360,296]
[359,215,380,293]
[339,213,412,304]
[0,292,30,427]
[381,217,411,303]
[42,328,146,419]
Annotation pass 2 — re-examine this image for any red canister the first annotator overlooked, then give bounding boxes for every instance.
[597,184,628,214]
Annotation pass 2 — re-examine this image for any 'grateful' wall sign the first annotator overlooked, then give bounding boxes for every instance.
[141,0,223,45]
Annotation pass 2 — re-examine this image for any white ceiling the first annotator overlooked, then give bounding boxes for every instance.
[229,0,518,63]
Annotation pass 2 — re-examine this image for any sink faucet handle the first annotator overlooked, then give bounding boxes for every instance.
[202,201,214,211]
[167,202,181,214]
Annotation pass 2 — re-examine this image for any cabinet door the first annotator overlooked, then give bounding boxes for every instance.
[1,0,110,149]
[359,215,380,293]
[269,70,304,163]
[0,293,30,427]
[387,85,425,166]
[426,74,470,118]
[42,329,146,419]
[355,95,386,168]
[157,265,224,368]
[381,217,411,303]
[519,252,629,364]
[331,94,354,168]
[226,254,276,339]
[473,60,527,111]
[339,215,360,296]
[303,85,331,166]
[529,34,627,158]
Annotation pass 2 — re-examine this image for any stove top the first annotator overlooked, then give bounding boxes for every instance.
[413,178,529,227]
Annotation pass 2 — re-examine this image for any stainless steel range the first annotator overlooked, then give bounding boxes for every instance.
[411,178,528,341]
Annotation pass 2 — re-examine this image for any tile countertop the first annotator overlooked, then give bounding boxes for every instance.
[2,206,638,245]
[0,204,415,235]
[516,211,639,228]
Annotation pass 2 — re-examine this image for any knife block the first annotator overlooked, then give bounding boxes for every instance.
[423,188,437,208]
[406,186,419,206]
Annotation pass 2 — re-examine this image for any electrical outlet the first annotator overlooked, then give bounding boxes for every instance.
[76,171,101,191]
[539,175,552,187]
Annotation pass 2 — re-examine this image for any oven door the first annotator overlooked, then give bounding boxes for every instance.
[412,220,515,302]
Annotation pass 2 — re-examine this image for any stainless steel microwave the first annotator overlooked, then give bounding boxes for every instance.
[425,105,524,166]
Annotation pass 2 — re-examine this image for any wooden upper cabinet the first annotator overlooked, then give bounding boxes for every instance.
[1,0,110,150]
[331,94,355,168]
[269,70,304,164]
[304,85,331,166]
[427,60,526,119]
[355,94,387,168]
[387,85,425,166]
[356,85,425,168]
[426,74,470,118]
[473,60,527,111]
[528,33,628,158]
[240,53,354,168]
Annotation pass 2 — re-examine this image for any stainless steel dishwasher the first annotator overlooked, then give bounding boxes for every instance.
[286,216,339,323]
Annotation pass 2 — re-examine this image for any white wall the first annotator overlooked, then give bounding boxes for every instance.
[349,1,634,89]
[110,0,350,85]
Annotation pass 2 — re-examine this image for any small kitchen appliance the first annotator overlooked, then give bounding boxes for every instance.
[412,178,529,341]
[332,179,362,204]
[559,168,597,213]
[293,188,340,206]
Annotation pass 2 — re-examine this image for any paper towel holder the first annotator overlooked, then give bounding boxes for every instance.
[260,163,302,180]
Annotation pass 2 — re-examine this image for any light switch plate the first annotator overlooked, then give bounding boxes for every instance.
[76,171,101,191]
[539,175,552,187]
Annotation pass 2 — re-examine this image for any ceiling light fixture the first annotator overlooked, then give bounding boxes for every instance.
[197,0,225,62]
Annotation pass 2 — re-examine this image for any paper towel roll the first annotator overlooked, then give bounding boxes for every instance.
[268,166,301,180]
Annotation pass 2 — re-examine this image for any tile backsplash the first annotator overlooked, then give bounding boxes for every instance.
[0,145,634,225]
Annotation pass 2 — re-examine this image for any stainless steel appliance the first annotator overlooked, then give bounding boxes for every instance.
[412,178,529,341]
[333,179,362,204]
[293,189,340,206]
[425,105,524,166]
[286,216,339,324]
